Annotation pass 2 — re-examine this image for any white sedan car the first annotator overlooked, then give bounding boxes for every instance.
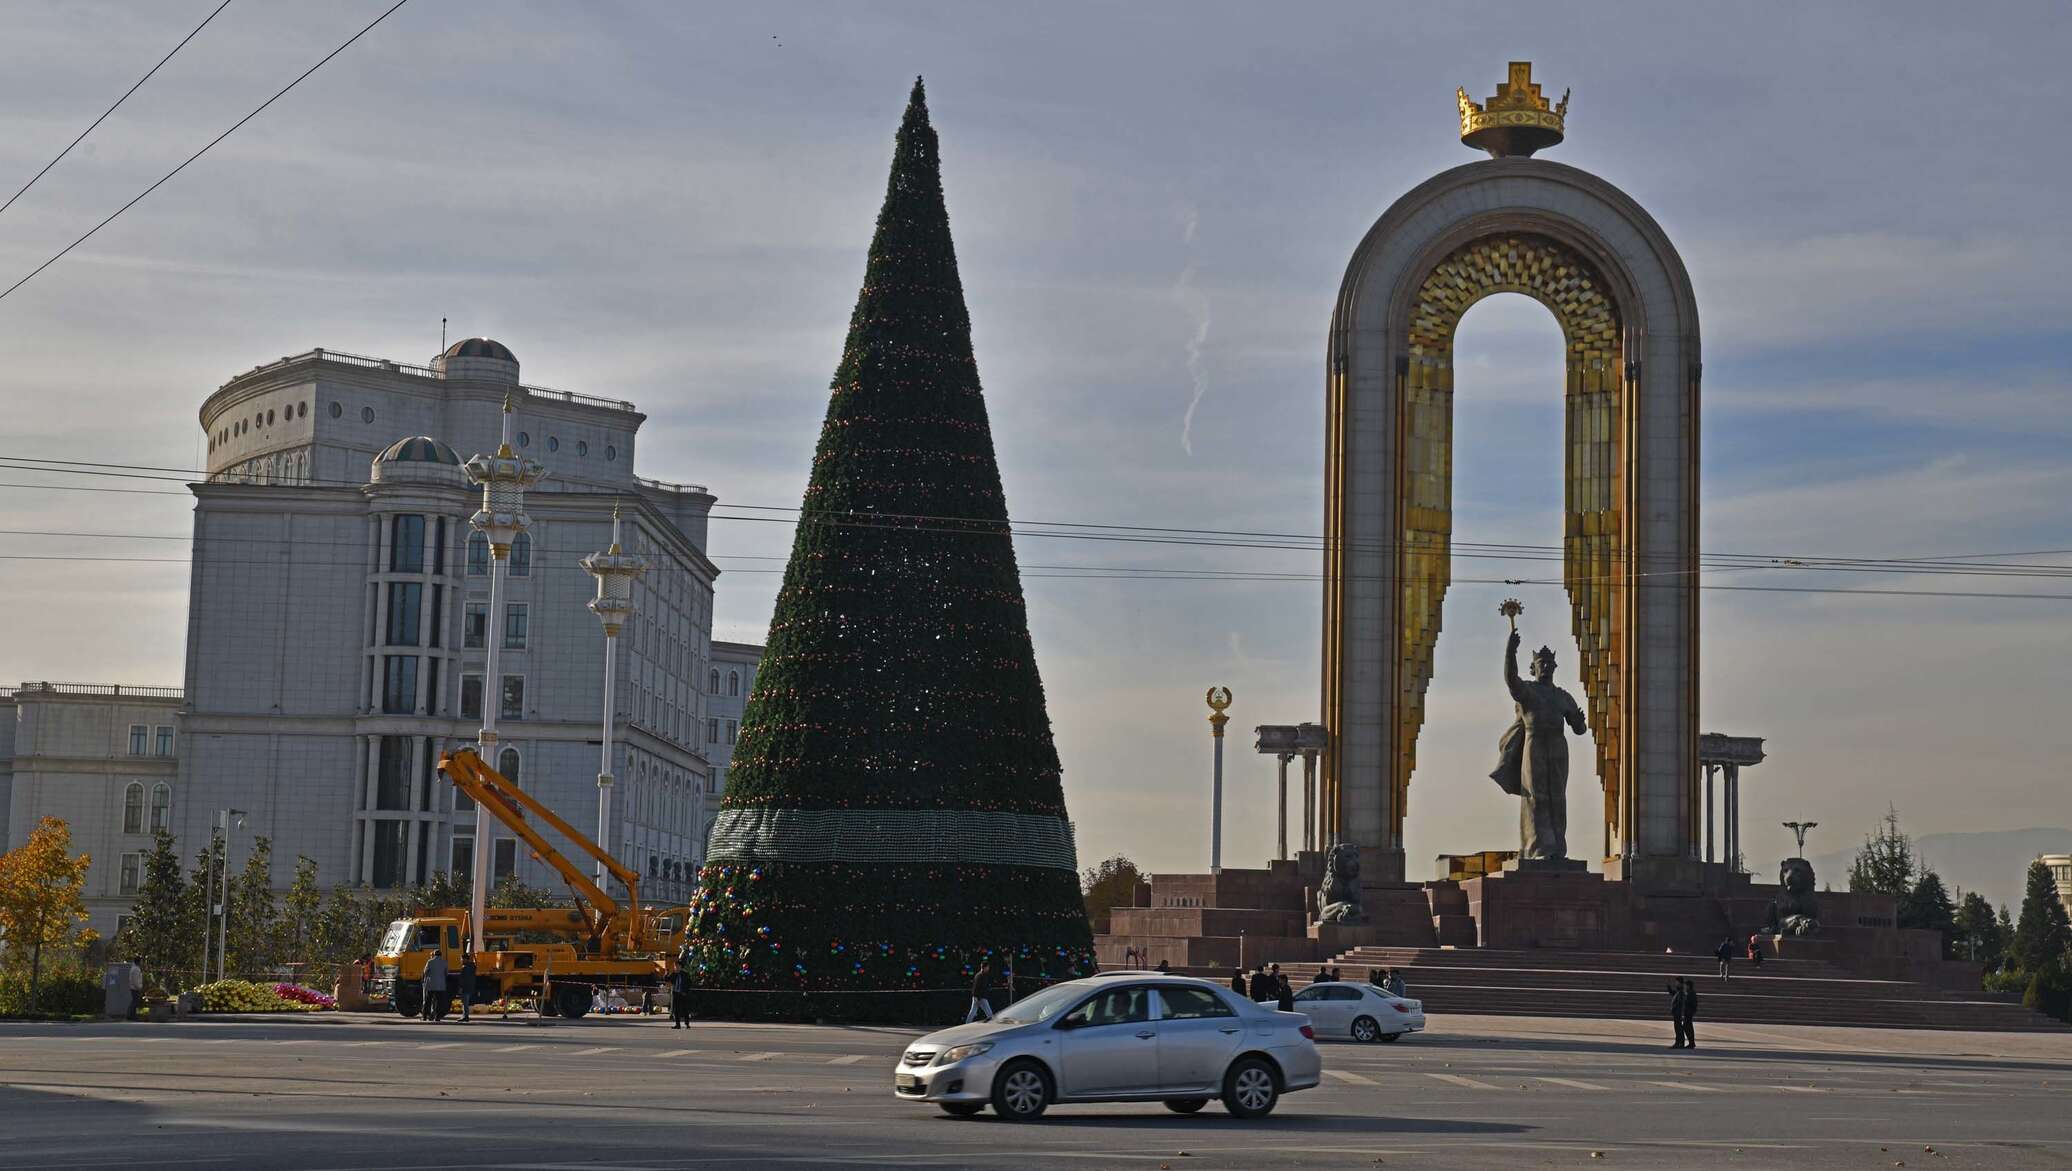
[1292,981,1425,1043]
[894,972,1322,1120]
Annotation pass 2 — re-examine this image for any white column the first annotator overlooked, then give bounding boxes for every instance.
[596,630,618,889]
[472,548,505,956]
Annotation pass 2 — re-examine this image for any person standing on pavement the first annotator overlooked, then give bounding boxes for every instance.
[1387,968,1407,998]
[457,953,477,1022]
[670,962,693,1029]
[125,958,144,1021]
[1001,956,1017,1006]
[964,959,996,1023]
[1275,967,1295,1013]
[421,950,449,1022]
[1252,966,1274,1004]
[1230,968,1248,998]
[1681,976,1700,1049]
[1665,978,1687,1048]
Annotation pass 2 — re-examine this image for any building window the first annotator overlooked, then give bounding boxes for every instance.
[433,517,447,575]
[510,532,532,577]
[576,440,589,457]
[390,514,425,572]
[500,675,524,721]
[385,581,422,646]
[460,674,483,720]
[464,602,488,649]
[517,430,530,448]
[129,724,148,755]
[362,406,376,424]
[383,655,419,714]
[605,444,616,462]
[467,532,489,575]
[706,718,719,745]
[546,436,560,453]
[708,669,719,694]
[150,783,171,832]
[330,401,342,419]
[376,736,411,810]
[497,747,521,784]
[450,836,475,882]
[429,583,445,647]
[122,783,145,834]
[503,603,528,650]
[725,720,738,745]
[154,725,175,756]
[371,821,406,887]
[493,839,517,881]
[728,671,740,697]
[120,853,143,895]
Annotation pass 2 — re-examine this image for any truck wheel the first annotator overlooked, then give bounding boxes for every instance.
[556,985,591,1019]
[538,991,560,1017]
[392,982,422,1018]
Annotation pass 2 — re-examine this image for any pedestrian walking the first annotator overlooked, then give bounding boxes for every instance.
[1387,968,1406,998]
[1681,976,1700,1049]
[964,959,996,1023]
[1665,979,1687,1048]
[1275,968,1295,1013]
[458,953,477,1023]
[422,951,449,1022]
[1001,956,1017,1006]
[1715,937,1735,982]
[670,961,693,1029]
[124,958,144,1021]
[1230,969,1248,998]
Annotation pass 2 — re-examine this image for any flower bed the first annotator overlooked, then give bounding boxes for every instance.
[193,979,331,1013]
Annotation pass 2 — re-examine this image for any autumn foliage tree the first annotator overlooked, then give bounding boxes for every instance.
[0,817,97,1010]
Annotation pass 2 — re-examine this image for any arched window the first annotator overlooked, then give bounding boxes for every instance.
[509,532,532,577]
[727,671,740,697]
[149,783,171,833]
[466,532,489,575]
[498,747,521,784]
[708,668,720,694]
[122,783,145,834]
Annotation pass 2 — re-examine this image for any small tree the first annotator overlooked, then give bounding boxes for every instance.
[415,870,471,913]
[1901,870,1958,956]
[113,830,188,986]
[181,836,224,978]
[224,837,278,978]
[277,856,322,973]
[490,875,560,909]
[1848,807,1916,896]
[2013,859,2072,974]
[1954,890,2005,969]
[0,817,98,1010]
[1080,855,1144,935]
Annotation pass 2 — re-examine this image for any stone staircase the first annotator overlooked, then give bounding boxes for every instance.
[1273,946,2064,1032]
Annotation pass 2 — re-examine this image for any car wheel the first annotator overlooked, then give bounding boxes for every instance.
[990,1060,1051,1121]
[1222,1056,1280,1118]
[938,1102,985,1118]
[1163,1098,1209,1114]
[1350,1015,1381,1043]
[1378,1031,1402,1043]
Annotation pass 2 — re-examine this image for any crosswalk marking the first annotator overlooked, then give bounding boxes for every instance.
[342,1041,386,1047]
[1324,1069,1378,1085]
[418,1042,463,1050]
[492,1044,537,1053]
[1646,1080,1723,1092]
[272,1039,317,1046]
[1776,1085,1825,1093]
[828,1054,869,1065]
[659,1049,701,1058]
[570,1046,618,1057]
[1534,1076,1608,1091]
[1426,1073,1503,1091]
[737,1051,781,1062]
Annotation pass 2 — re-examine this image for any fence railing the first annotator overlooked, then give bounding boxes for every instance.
[220,348,637,413]
[2,682,183,699]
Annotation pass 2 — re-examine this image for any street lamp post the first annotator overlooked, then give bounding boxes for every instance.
[1782,820,1818,857]
[204,808,245,983]
[1206,687,1232,874]
[462,395,545,957]
[580,502,647,891]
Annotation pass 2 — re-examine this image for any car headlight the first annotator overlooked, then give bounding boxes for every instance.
[936,1042,994,1065]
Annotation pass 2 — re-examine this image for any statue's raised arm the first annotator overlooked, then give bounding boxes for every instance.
[1503,628,1530,704]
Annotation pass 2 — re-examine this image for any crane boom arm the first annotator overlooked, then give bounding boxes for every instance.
[438,748,644,943]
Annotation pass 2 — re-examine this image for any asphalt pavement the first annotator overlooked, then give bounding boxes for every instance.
[2,1008,2068,1169]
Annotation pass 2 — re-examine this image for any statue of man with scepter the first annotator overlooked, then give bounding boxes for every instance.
[1490,599,1588,861]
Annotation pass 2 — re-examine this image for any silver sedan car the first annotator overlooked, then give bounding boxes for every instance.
[893,972,1322,1120]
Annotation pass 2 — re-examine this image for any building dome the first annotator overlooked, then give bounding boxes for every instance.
[442,337,517,363]
[377,436,461,465]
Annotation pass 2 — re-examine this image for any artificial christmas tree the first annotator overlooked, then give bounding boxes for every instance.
[683,78,1093,1017]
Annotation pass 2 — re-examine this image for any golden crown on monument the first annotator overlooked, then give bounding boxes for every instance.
[1457,61,1568,158]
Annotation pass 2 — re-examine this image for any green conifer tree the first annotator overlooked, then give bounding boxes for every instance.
[2013,859,2072,974]
[685,79,1093,1001]
[114,830,187,985]
[1954,890,2004,969]
[277,856,322,971]
[224,837,278,978]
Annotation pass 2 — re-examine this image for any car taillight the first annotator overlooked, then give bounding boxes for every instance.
[1299,1024,1315,1040]
[1392,1003,1411,1012]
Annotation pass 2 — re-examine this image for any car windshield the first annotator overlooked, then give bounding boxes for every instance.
[378,921,409,955]
[991,981,1088,1024]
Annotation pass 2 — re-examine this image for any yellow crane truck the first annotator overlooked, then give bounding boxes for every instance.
[370,747,688,1018]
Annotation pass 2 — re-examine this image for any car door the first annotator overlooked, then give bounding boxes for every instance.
[1291,984,1338,1034]
[1054,984,1159,1097]
[1152,985,1245,1093]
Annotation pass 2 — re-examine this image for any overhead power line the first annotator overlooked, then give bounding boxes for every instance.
[0,0,408,305]
[0,0,234,219]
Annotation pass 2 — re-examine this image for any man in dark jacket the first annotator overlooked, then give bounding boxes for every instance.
[1681,977,1700,1049]
[1715,937,1735,982]
[669,962,692,1028]
[1230,969,1248,998]
[1666,979,1687,1048]
[457,954,477,1023]
[1275,968,1295,1013]
[1252,966,1274,1004]
[964,960,996,1023]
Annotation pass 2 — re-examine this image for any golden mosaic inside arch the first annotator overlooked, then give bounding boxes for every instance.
[1395,234,1627,842]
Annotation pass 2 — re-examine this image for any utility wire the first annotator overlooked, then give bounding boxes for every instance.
[0,0,408,305]
[0,0,234,219]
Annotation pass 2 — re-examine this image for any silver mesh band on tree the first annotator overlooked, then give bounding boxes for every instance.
[706,807,1080,872]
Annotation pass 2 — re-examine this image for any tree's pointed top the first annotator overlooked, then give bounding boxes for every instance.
[909,74,926,106]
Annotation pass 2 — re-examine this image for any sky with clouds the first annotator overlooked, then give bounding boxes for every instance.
[2,1,2066,882]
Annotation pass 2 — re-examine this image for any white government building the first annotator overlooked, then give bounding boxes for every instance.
[3,338,760,935]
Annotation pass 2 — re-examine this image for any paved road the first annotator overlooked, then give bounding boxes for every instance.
[3,1010,2069,1169]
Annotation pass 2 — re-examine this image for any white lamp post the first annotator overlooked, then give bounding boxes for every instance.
[580,502,647,892]
[462,395,544,956]
[1206,687,1232,874]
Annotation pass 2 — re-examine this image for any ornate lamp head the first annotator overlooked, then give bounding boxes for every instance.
[1458,61,1568,158]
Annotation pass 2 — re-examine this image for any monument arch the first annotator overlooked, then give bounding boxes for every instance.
[1322,65,1701,885]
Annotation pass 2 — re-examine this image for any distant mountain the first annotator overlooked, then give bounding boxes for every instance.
[1805,827,2072,912]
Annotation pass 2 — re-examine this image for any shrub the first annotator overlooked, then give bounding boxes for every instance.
[2021,965,2072,1023]
[0,971,103,1017]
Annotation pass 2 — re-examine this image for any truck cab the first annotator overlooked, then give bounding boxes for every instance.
[372,917,463,1016]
